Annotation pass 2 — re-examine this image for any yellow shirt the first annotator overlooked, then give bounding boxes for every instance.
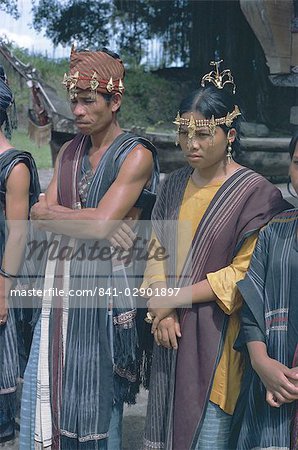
[142,177,258,415]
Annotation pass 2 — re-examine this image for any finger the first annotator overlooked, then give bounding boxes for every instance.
[158,328,171,348]
[154,330,161,346]
[0,314,7,325]
[266,391,281,408]
[117,228,134,246]
[38,193,47,204]
[280,377,298,396]
[124,216,137,229]
[174,321,182,338]
[118,224,135,239]
[151,316,160,334]
[109,237,121,249]
[157,328,163,344]
[160,328,171,348]
[111,234,130,251]
[277,386,298,402]
[274,391,289,405]
[120,222,137,240]
[286,368,298,381]
[288,377,298,388]
[167,326,178,349]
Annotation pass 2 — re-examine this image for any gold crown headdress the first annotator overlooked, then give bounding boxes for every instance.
[173,60,241,144]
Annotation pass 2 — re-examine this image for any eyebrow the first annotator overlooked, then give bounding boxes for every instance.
[75,93,94,99]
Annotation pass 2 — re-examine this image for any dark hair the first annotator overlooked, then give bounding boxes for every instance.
[179,85,242,153]
[0,110,7,128]
[101,48,121,60]
[99,93,122,114]
[0,66,8,126]
[289,132,298,160]
[101,93,113,105]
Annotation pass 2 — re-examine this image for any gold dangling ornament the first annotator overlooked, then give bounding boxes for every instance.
[227,141,233,164]
[174,111,180,146]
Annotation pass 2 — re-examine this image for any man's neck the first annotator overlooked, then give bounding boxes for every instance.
[89,122,123,155]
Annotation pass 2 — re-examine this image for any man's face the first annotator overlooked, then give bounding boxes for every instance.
[70,89,119,135]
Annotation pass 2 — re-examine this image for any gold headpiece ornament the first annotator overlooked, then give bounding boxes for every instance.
[201,59,236,93]
[173,59,241,145]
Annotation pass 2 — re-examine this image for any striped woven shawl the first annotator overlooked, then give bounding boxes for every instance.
[232,209,298,450]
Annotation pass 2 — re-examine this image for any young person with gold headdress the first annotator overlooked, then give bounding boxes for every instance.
[141,61,291,450]
[19,48,159,450]
[0,65,40,444]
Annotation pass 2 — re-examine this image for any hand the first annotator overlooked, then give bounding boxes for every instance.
[0,277,8,326]
[147,301,175,334]
[287,366,298,388]
[30,193,49,221]
[253,356,298,407]
[108,217,136,251]
[154,311,181,349]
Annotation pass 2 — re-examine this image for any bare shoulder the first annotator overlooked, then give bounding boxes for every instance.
[122,144,153,170]
[7,162,30,190]
[8,162,30,179]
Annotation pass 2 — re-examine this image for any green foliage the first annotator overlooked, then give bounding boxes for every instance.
[32,0,111,47]
[10,129,52,169]
[120,69,179,129]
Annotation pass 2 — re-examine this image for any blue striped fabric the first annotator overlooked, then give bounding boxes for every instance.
[19,316,41,449]
[194,401,232,450]
[232,209,298,450]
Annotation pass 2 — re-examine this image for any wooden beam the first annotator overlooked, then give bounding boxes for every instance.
[292,33,298,66]
[240,0,293,74]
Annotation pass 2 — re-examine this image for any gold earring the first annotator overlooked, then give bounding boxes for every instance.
[175,130,179,146]
[227,141,233,164]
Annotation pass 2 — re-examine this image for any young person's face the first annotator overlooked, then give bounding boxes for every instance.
[178,111,234,170]
[70,89,121,135]
[289,142,298,195]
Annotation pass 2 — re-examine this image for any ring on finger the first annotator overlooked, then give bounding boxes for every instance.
[144,312,154,324]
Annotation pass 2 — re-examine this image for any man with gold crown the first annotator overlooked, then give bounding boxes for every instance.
[141,60,291,450]
[19,47,159,450]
